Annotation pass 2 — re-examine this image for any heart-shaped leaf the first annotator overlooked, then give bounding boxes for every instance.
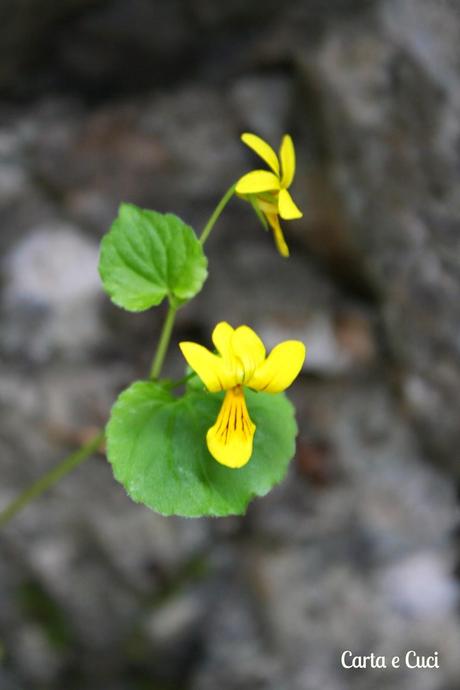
[106,381,298,517]
[99,204,208,311]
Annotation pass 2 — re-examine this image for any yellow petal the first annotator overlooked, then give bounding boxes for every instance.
[212,321,235,361]
[235,170,281,195]
[267,213,290,257]
[179,342,232,392]
[279,134,296,188]
[278,188,302,220]
[231,325,266,382]
[241,133,280,175]
[247,341,305,393]
[206,387,256,468]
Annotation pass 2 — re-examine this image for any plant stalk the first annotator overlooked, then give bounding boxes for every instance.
[150,302,177,379]
[199,183,236,245]
[0,430,105,530]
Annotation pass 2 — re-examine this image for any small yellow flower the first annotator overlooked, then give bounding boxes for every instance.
[180,322,305,469]
[235,132,303,257]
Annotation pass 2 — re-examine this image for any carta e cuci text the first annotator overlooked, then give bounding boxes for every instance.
[341,651,439,670]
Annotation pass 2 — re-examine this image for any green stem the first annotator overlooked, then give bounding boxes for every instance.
[199,183,236,245]
[149,184,235,381]
[164,371,196,390]
[150,302,177,379]
[0,430,105,530]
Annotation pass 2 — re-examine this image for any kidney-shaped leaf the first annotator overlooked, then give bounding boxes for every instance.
[106,381,298,517]
[99,204,208,311]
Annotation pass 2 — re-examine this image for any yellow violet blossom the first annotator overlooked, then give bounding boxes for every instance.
[235,132,303,257]
[179,322,305,469]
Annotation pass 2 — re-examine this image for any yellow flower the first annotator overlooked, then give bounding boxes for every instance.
[179,322,305,469]
[235,132,303,257]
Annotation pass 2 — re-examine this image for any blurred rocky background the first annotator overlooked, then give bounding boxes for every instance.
[1,0,460,688]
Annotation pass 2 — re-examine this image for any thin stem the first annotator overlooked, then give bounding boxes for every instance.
[0,430,105,530]
[164,371,197,390]
[150,183,235,380]
[150,302,177,379]
[199,183,236,245]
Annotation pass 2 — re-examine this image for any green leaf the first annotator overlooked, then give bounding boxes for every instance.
[99,204,208,311]
[106,381,298,517]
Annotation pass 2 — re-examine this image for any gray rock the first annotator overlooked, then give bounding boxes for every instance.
[378,551,459,618]
[1,223,103,362]
[230,75,294,144]
[294,0,460,470]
